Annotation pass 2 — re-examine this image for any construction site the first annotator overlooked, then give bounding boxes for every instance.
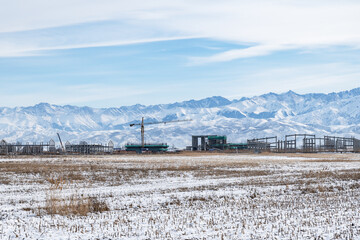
[0,139,56,155]
[190,135,247,151]
[124,117,191,153]
[0,134,114,155]
[1,116,360,155]
[246,134,360,153]
[189,134,360,153]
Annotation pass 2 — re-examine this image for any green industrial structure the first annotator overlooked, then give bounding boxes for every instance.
[125,143,169,153]
[192,135,248,151]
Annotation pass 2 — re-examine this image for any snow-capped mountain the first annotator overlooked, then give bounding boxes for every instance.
[1,88,360,148]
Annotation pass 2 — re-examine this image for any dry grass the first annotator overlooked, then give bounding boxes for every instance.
[44,194,109,216]
[0,157,267,186]
[299,184,345,194]
[301,169,360,181]
[2,153,360,239]
[0,153,357,189]
[42,177,109,216]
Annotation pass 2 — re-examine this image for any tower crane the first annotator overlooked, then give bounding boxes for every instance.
[129,117,192,148]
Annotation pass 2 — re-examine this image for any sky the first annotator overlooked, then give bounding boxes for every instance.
[1,0,360,108]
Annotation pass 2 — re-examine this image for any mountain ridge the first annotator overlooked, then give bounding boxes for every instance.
[0,87,360,148]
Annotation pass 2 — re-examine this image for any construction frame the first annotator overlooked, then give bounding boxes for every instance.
[65,141,114,154]
[248,134,360,153]
[0,139,56,155]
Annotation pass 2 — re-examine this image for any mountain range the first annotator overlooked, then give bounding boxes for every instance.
[1,87,360,148]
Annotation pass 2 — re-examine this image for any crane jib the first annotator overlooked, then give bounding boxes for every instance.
[129,119,192,127]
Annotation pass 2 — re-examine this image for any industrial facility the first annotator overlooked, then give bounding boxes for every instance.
[1,121,360,155]
[65,141,114,154]
[190,133,360,153]
[191,135,247,151]
[247,134,360,153]
[0,138,114,155]
[125,143,169,153]
[126,117,191,153]
[0,139,56,155]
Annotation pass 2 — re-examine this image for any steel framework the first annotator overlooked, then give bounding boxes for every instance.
[247,134,360,153]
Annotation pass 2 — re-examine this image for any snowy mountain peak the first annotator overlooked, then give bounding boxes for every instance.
[0,87,360,148]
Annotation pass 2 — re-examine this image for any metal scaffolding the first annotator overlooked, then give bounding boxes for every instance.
[248,134,360,153]
[65,140,114,154]
[247,137,277,151]
[0,139,56,155]
[0,139,115,155]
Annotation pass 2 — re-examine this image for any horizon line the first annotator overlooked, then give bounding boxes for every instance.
[1,86,359,109]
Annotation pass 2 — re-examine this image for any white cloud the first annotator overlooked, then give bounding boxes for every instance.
[189,44,291,65]
[1,0,360,61]
[0,36,198,57]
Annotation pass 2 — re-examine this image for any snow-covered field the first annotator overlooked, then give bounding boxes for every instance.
[1,153,360,239]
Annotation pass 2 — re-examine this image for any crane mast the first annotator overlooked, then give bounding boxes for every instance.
[141,117,145,148]
[130,117,192,148]
[57,133,65,152]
